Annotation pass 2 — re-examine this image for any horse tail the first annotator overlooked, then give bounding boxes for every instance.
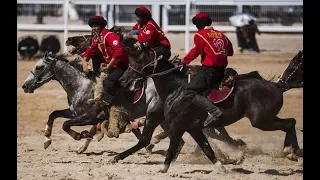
[274,82,303,93]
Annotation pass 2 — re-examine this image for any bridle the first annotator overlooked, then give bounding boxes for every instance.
[30,54,71,87]
[277,58,303,84]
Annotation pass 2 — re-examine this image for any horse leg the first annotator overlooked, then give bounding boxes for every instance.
[44,108,73,149]
[62,115,98,145]
[96,120,107,142]
[111,113,162,163]
[194,129,245,163]
[187,130,228,173]
[159,120,185,173]
[146,131,168,154]
[203,127,247,148]
[79,112,107,153]
[253,116,302,161]
[76,123,100,154]
[131,128,142,139]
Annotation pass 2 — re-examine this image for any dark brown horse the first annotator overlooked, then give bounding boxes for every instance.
[118,38,303,173]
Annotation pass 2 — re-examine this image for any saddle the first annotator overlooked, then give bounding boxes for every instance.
[186,66,235,104]
[118,83,145,105]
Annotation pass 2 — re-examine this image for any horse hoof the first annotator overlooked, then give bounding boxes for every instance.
[44,137,52,149]
[211,160,227,174]
[158,165,169,173]
[108,159,117,164]
[233,151,245,165]
[107,131,120,138]
[96,133,104,142]
[76,147,87,154]
[235,139,247,147]
[295,149,303,157]
[286,153,298,162]
[76,144,88,154]
[109,156,120,164]
[283,146,294,154]
[146,144,155,154]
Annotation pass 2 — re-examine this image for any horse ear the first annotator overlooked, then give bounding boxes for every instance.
[44,51,48,58]
[298,50,303,59]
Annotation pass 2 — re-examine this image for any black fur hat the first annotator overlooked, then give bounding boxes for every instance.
[88,15,107,27]
[192,12,212,27]
[135,7,152,20]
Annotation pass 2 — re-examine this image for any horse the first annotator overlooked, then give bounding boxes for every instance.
[21,51,164,154]
[65,32,247,150]
[117,38,303,173]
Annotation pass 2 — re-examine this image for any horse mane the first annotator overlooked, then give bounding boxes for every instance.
[54,54,87,74]
[67,57,84,73]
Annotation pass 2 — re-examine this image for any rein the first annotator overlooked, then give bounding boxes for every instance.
[128,54,183,79]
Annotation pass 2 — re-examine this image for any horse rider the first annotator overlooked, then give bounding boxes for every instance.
[122,6,172,60]
[82,15,129,105]
[180,12,234,127]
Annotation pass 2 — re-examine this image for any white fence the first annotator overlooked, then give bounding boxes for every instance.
[17,0,303,52]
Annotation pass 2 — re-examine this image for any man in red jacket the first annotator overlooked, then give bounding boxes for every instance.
[82,15,129,105]
[181,12,234,127]
[123,6,171,60]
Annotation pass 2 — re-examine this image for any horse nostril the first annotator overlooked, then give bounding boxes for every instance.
[119,77,125,83]
[22,84,26,89]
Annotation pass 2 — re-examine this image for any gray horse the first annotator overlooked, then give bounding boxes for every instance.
[21,52,150,153]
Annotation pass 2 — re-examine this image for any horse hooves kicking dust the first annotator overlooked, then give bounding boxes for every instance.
[210,160,228,174]
[283,146,303,161]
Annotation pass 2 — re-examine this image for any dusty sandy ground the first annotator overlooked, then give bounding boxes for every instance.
[17,32,303,180]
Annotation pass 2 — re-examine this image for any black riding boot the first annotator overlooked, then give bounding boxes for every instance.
[192,94,223,127]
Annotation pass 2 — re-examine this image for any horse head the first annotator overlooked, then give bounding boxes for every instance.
[22,51,66,93]
[120,39,175,91]
[65,35,92,55]
[278,50,303,85]
[110,26,127,37]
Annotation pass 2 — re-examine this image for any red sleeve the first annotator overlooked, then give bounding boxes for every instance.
[132,23,139,30]
[183,34,205,64]
[83,37,99,58]
[226,37,234,56]
[138,24,155,44]
[106,33,124,60]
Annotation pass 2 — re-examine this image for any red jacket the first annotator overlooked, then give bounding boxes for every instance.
[132,19,170,48]
[83,29,129,68]
[183,27,233,67]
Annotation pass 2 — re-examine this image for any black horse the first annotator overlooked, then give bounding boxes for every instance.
[117,38,303,173]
